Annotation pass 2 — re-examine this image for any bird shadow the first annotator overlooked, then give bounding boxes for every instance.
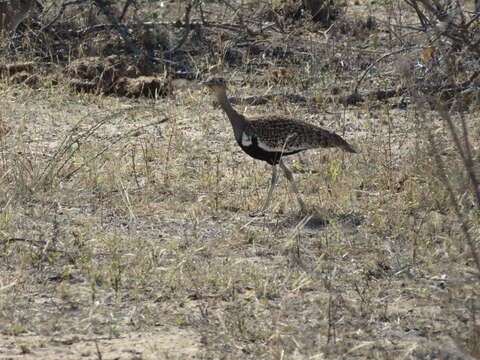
[247,211,364,231]
[305,212,364,230]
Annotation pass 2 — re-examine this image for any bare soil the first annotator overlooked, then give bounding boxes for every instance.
[0,0,479,359]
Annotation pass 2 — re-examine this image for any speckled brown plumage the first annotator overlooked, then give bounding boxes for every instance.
[202,76,357,216]
[244,115,356,154]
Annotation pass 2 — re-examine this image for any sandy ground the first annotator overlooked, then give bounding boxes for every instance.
[0,327,201,359]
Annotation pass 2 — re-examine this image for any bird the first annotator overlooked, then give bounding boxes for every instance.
[0,0,38,32]
[202,76,356,216]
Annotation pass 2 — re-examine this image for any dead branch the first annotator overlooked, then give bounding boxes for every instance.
[438,110,480,210]
[427,118,480,277]
[227,93,307,106]
[217,90,399,107]
[404,0,480,56]
[73,20,242,38]
[2,237,46,246]
[3,0,88,44]
[340,89,400,106]
[347,70,480,107]
[164,1,194,56]
[41,0,89,32]
[119,0,135,22]
[404,0,431,29]
[93,0,142,56]
[152,20,242,31]
[221,89,403,107]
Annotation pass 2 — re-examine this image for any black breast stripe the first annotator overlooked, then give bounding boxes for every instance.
[237,135,302,165]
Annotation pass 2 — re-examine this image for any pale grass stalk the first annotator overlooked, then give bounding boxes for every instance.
[163,117,177,186]
[425,106,480,276]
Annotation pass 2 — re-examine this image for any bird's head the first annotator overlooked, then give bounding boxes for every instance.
[202,76,227,94]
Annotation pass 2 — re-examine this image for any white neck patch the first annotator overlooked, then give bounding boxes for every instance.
[241,132,253,147]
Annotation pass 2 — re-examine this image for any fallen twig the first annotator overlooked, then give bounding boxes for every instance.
[73,20,243,38]
[340,89,400,106]
[227,93,307,106]
[346,71,480,106]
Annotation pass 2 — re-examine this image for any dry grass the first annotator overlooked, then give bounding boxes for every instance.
[0,0,479,359]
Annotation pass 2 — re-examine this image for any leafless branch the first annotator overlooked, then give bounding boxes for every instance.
[41,0,89,32]
[4,0,89,44]
[404,0,431,29]
[404,0,480,56]
[93,0,142,55]
[226,93,307,106]
[54,19,242,41]
[119,0,135,22]
[437,108,480,209]
[427,131,480,277]
[341,89,400,106]
[418,88,480,277]
[164,1,194,56]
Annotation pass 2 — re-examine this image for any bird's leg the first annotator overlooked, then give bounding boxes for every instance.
[279,159,307,214]
[250,164,278,217]
[262,165,278,212]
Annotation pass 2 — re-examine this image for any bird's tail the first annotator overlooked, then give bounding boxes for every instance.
[332,133,357,153]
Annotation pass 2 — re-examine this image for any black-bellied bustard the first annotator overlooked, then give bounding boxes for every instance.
[203,76,356,216]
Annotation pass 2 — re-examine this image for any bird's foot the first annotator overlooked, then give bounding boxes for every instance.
[249,210,267,217]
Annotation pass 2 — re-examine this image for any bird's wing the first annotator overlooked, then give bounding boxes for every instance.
[245,116,329,152]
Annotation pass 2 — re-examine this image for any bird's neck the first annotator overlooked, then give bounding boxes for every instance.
[215,89,247,142]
